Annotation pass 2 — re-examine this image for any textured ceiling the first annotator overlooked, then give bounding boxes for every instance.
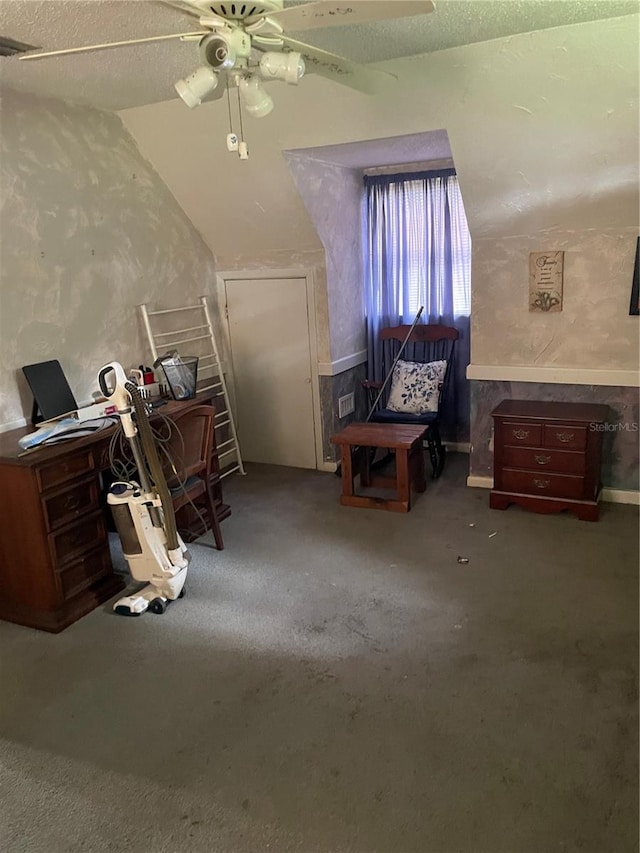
[0,0,637,111]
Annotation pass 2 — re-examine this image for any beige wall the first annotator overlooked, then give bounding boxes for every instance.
[0,89,220,428]
[472,230,638,369]
[120,15,639,375]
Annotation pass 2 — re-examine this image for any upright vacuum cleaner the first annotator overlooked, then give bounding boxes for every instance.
[98,362,190,616]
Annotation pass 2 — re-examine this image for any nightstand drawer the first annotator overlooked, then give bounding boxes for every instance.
[543,424,587,451]
[503,421,543,446]
[502,468,585,500]
[50,511,107,567]
[502,446,586,476]
[57,547,112,601]
[42,475,100,533]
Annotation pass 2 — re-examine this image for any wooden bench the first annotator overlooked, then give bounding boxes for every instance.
[330,422,427,512]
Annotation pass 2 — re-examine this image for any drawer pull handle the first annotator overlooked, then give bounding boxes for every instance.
[512,429,529,440]
[556,432,574,443]
[534,455,551,465]
[64,495,81,511]
[533,478,551,489]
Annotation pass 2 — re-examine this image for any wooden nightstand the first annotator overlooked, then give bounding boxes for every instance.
[490,400,610,521]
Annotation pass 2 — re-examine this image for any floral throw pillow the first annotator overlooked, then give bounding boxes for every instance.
[386,359,447,414]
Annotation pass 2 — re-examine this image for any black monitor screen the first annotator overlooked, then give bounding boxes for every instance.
[22,360,78,424]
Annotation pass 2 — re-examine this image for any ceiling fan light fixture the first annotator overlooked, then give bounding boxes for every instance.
[259,51,305,85]
[239,76,274,118]
[175,65,219,108]
[199,29,250,70]
[199,33,235,70]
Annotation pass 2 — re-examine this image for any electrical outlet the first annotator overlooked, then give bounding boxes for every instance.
[338,392,355,419]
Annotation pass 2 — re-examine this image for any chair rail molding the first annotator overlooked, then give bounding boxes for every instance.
[318,349,368,377]
[467,364,640,387]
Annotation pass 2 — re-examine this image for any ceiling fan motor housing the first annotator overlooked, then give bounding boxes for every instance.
[206,1,283,22]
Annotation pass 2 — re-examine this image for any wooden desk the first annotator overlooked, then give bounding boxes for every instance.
[0,393,229,632]
[330,422,427,512]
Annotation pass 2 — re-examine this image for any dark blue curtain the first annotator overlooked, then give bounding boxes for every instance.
[364,169,471,441]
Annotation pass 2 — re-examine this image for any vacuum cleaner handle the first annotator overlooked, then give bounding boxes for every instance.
[97,362,137,438]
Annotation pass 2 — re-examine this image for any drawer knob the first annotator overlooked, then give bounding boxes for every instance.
[533,478,551,489]
[64,495,81,511]
[512,429,529,440]
[556,432,574,442]
[535,454,551,465]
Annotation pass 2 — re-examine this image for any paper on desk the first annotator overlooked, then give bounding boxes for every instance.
[19,417,117,450]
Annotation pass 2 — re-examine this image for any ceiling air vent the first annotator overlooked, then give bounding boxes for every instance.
[0,36,39,57]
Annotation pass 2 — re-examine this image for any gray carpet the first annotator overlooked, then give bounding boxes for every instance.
[0,454,638,853]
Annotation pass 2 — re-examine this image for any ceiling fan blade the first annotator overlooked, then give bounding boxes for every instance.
[280,35,396,95]
[263,1,434,32]
[18,31,207,61]
[157,1,209,19]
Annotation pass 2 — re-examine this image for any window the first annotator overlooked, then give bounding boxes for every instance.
[364,169,471,321]
[363,168,472,440]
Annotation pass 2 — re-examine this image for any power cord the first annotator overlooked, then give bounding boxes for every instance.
[108,413,210,538]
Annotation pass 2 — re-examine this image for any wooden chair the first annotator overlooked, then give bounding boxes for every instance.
[165,405,224,550]
[363,324,459,478]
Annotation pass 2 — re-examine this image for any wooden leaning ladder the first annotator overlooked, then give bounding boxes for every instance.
[139,297,245,479]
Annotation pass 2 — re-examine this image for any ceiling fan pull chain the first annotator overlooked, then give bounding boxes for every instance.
[236,84,245,144]
[225,85,238,152]
[223,83,247,159]
[235,84,249,159]
[226,83,234,134]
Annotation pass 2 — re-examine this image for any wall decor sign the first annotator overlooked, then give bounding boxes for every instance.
[629,237,639,316]
[529,251,564,312]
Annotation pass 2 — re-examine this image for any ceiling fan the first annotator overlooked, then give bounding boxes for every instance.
[18,1,435,158]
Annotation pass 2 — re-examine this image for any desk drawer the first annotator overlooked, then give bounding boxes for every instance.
[502,446,586,476]
[56,547,112,601]
[501,468,585,500]
[502,421,543,446]
[543,424,587,451]
[37,451,94,491]
[93,439,112,473]
[42,475,100,532]
[50,511,107,567]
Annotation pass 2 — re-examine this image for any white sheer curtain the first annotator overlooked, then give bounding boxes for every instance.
[363,169,471,439]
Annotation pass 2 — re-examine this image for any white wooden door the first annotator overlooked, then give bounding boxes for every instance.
[225,276,317,469]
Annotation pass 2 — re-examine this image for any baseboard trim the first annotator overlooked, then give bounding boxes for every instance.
[444,441,470,453]
[467,475,493,489]
[467,475,639,505]
[319,460,338,473]
[601,488,640,506]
